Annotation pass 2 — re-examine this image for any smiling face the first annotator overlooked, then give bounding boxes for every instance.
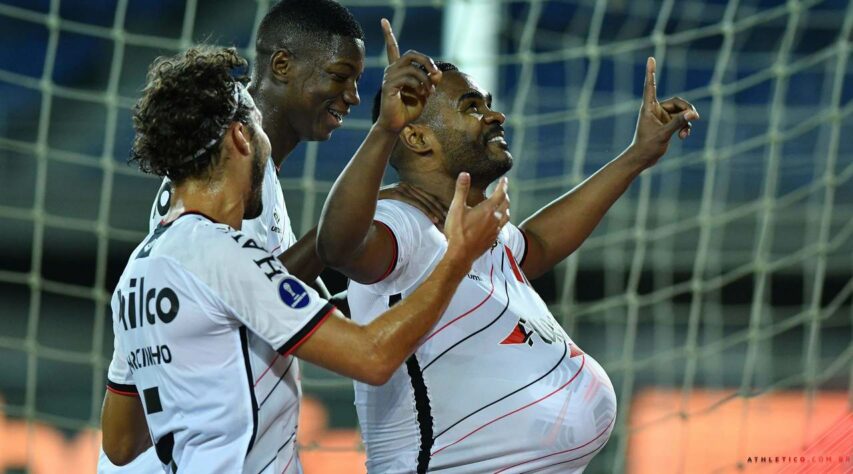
[280,35,365,141]
[429,71,513,187]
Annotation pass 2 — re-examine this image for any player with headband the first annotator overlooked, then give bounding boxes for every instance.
[100,45,508,472]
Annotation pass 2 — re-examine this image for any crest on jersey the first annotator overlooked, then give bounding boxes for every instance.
[278,277,310,309]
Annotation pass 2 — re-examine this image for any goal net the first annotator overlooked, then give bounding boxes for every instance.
[0,0,850,472]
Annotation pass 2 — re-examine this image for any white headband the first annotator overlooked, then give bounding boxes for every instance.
[177,81,254,165]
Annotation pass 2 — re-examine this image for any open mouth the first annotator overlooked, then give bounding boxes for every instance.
[328,109,344,125]
[486,134,508,148]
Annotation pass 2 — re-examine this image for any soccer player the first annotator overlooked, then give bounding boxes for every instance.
[100,2,367,471]
[100,46,508,472]
[148,0,354,290]
[101,1,439,471]
[147,0,444,287]
[315,21,700,472]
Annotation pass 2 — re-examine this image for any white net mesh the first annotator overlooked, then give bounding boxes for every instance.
[0,0,851,472]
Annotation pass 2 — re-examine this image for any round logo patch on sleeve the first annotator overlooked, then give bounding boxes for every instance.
[278,277,310,309]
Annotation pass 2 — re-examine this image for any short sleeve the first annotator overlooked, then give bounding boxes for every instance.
[148,178,173,233]
[366,200,433,295]
[192,228,335,355]
[501,223,529,267]
[106,293,137,396]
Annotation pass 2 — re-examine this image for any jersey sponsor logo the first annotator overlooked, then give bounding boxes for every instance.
[117,277,180,331]
[500,315,565,346]
[278,277,309,309]
[500,321,535,346]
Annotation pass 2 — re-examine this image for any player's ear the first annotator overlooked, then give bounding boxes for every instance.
[400,124,433,154]
[228,122,252,157]
[270,49,293,83]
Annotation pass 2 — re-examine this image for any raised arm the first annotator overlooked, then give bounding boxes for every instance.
[299,174,509,385]
[316,19,442,283]
[519,57,700,279]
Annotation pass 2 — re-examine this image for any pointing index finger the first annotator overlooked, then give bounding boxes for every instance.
[381,18,400,64]
[644,56,657,106]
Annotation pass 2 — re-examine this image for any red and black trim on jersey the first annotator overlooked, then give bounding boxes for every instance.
[433,341,569,441]
[106,380,138,397]
[276,303,336,356]
[371,221,399,284]
[423,252,512,372]
[258,356,295,408]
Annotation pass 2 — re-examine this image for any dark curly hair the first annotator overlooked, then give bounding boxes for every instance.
[130,46,254,183]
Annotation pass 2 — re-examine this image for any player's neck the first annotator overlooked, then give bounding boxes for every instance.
[403,173,487,208]
[165,180,246,230]
[259,107,299,169]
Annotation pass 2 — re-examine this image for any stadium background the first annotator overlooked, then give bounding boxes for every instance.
[0,0,851,472]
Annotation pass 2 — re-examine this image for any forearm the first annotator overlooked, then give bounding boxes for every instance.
[363,249,469,374]
[521,147,647,277]
[316,125,398,265]
[278,228,325,285]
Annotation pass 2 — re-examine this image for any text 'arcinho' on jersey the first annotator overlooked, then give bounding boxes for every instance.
[348,200,618,474]
[107,213,333,473]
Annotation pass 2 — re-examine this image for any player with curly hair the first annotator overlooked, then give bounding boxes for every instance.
[100,45,509,473]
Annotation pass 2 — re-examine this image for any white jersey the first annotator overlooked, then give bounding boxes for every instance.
[106,213,333,473]
[349,201,617,473]
[148,158,296,255]
[100,158,298,473]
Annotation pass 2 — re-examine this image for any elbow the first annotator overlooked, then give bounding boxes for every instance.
[103,441,140,467]
[353,340,397,386]
[360,364,394,386]
[369,357,397,386]
[315,234,351,269]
